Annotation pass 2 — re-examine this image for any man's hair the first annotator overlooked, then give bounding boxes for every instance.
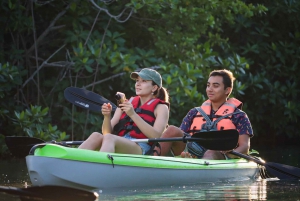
[209,69,236,89]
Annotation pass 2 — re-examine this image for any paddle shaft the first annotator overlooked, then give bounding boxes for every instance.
[23,136,233,149]
[230,150,300,180]
[131,137,229,143]
[230,150,264,166]
[5,129,238,158]
[69,130,237,150]
[57,141,84,146]
[132,137,191,143]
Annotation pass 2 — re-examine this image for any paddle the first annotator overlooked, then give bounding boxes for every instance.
[229,150,300,180]
[132,129,239,150]
[64,86,117,112]
[5,136,83,158]
[0,185,98,201]
[5,130,238,157]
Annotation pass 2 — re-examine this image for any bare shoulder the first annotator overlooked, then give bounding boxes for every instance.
[154,103,169,116]
[156,103,169,111]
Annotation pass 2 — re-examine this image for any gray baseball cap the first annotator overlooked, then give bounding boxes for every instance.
[130,68,162,87]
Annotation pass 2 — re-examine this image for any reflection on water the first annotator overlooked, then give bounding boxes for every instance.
[99,179,300,200]
[99,180,269,200]
[1,159,300,200]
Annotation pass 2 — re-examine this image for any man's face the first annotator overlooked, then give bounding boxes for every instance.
[206,75,230,102]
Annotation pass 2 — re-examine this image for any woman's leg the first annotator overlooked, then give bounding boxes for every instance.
[78,132,103,150]
[153,125,186,156]
[100,134,143,154]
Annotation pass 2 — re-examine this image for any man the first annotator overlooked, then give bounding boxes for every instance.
[155,69,253,159]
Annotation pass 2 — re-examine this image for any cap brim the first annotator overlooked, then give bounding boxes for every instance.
[130,72,152,81]
[130,72,139,80]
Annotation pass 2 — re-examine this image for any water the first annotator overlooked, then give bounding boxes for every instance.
[99,180,300,200]
[0,159,29,188]
[1,146,300,200]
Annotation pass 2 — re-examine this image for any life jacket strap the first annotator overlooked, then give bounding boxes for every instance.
[195,107,242,132]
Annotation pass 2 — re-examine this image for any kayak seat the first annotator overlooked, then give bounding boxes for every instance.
[145,142,161,156]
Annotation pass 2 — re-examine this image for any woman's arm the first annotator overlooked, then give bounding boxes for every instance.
[101,104,122,135]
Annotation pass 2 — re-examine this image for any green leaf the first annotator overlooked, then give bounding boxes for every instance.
[85,65,93,73]
[82,57,88,64]
[20,111,24,120]
[70,2,77,11]
[166,75,172,84]
[41,107,49,116]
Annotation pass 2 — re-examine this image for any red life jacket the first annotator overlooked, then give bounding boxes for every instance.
[189,98,242,135]
[114,96,167,139]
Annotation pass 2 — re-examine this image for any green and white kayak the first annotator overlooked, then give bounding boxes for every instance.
[26,144,260,191]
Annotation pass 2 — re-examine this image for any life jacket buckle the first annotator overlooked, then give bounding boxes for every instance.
[125,125,133,130]
[201,122,218,131]
[135,108,142,113]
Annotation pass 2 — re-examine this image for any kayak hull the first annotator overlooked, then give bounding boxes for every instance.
[26,144,260,191]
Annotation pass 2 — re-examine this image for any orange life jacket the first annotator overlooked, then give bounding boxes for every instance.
[114,96,167,140]
[189,98,242,135]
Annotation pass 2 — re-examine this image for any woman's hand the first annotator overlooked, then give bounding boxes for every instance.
[119,100,135,117]
[101,103,112,117]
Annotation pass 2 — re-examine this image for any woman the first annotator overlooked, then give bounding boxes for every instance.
[78,68,170,155]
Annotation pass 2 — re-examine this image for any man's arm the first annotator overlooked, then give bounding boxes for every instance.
[228,110,253,158]
[227,134,250,158]
[179,108,198,133]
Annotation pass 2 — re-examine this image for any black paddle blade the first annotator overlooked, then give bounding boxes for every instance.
[5,136,45,158]
[265,162,300,180]
[64,87,117,112]
[230,150,300,180]
[0,185,98,201]
[191,129,239,150]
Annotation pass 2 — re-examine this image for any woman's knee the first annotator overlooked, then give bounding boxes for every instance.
[89,132,103,140]
[79,132,103,150]
[102,133,116,142]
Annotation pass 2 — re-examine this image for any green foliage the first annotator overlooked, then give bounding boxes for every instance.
[0,134,8,158]
[61,106,103,141]
[0,0,300,158]
[225,0,300,139]
[0,63,23,98]
[0,62,25,128]
[124,0,265,125]
[127,0,266,62]
[12,105,68,141]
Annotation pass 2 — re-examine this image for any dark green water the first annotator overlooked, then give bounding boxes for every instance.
[0,146,300,200]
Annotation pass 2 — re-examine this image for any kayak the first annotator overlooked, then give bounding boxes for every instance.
[26,144,260,191]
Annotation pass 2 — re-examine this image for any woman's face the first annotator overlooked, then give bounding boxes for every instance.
[135,77,157,96]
